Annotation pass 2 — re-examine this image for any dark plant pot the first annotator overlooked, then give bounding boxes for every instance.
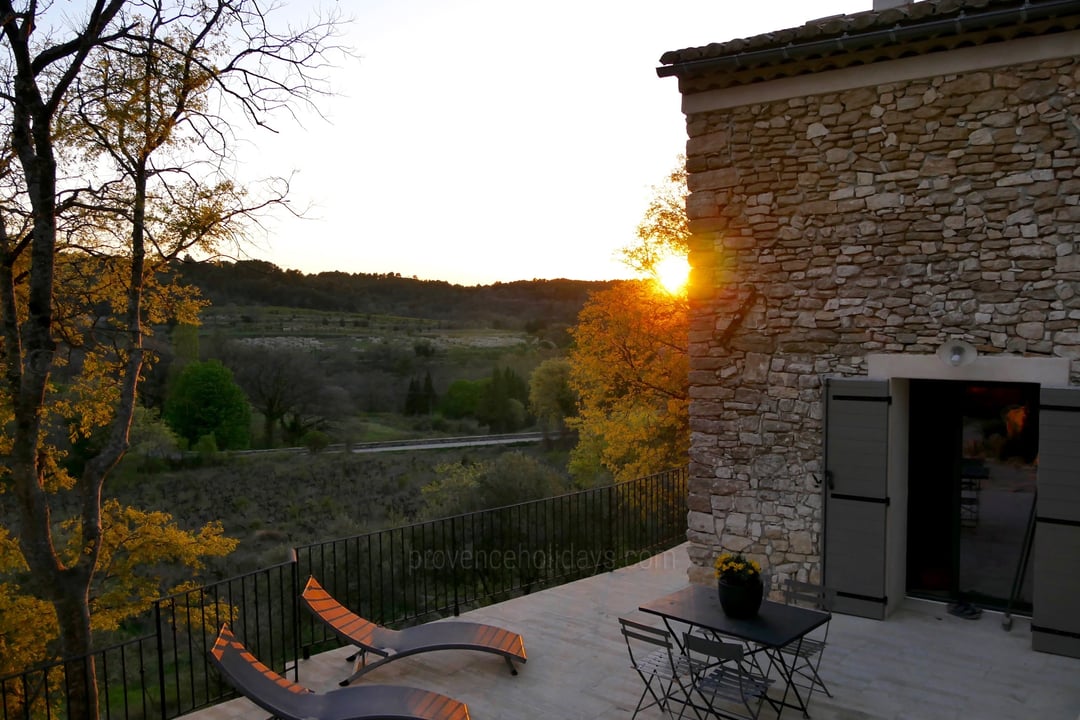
[718,578,763,618]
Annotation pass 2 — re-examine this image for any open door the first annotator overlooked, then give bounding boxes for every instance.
[1033,387,1080,658]
[823,378,890,619]
[905,381,1038,611]
[905,380,962,600]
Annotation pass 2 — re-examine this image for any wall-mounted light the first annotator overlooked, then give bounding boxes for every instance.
[936,339,977,367]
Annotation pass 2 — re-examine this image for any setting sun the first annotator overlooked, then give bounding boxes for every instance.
[654,254,690,294]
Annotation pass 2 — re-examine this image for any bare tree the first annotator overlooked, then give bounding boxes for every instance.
[0,1,345,715]
[223,342,325,447]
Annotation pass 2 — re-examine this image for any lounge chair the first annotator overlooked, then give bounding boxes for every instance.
[301,576,527,686]
[209,624,470,720]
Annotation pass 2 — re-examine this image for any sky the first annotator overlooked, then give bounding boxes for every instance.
[238,0,871,286]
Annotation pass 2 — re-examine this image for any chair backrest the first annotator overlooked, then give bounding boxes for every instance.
[619,617,678,668]
[782,579,836,611]
[682,630,772,711]
[302,576,396,649]
[619,617,671,650]
[682,632,743,664]
[209,624,315,720]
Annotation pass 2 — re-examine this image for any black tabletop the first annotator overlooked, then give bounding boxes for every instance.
[639,584,830,648]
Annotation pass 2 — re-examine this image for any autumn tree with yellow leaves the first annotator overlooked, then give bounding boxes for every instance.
[567,162,690,483]
[0,1,343,716]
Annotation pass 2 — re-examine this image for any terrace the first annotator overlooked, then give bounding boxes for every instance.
[4,470,1077,720]
[185,543,1080,720]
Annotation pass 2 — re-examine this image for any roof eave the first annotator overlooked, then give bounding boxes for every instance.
[657,0,1080,83]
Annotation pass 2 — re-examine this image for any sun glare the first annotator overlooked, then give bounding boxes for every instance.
[654,255,690,294]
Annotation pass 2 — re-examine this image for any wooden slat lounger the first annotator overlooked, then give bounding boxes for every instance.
[301,576,527,686]
[209,624,471,720]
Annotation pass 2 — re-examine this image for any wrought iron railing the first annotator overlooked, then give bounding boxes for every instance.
[0,468,687,720]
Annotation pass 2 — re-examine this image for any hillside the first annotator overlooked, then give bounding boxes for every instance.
[176,259,615,329]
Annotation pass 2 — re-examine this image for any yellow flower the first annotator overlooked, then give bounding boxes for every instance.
[713,552,763,584]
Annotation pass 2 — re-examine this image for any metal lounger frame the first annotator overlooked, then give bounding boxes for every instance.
[301,576,527,686]
[209,624,471,720]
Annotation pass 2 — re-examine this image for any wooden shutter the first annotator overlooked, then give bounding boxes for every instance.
[823,378,890,619]
[1032,387,1080,658]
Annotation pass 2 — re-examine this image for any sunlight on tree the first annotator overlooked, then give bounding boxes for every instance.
[619,157,689,278]
[653,254,691,295]
[0,504,237,683]
[0,2,346,715]
[568,280,689,483]
[568,158,691,483]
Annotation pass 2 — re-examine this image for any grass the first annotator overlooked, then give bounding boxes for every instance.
[354,415,422,442]
[204,304,438,332]
[108,443,563,579]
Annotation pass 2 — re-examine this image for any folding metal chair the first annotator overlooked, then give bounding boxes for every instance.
[778,578,835,700]
[618,617,695,720]
[681,632,773,720]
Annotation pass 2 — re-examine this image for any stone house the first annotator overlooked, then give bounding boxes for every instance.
[658,0,1080,658]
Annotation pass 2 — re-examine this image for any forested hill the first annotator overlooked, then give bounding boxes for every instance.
[175,259,616,327]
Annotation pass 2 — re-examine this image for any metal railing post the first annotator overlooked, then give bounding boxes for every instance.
[607,483,615,572]
[290,548,302,672]
[451,515,460,616]
[155,601,167,720]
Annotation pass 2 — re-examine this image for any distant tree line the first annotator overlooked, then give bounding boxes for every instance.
[175,258,613,331]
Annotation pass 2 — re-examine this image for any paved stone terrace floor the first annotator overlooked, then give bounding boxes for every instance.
[185,544,1080,720]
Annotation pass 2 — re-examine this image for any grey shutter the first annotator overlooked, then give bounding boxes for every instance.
[823,378,889,619]
[1033,387,1080,658]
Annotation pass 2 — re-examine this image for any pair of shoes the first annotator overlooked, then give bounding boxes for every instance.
[947,601,982,619]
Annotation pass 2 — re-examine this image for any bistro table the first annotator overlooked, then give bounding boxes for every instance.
[639,584,831,718]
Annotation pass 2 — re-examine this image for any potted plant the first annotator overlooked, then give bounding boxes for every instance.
[714,552,764,618]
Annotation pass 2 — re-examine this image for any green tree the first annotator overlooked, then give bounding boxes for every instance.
[477,367,530,433]
[303,430,330,454]
[404,372,436,416]
[440,379,485,419]
[171,324,201,366]
[165,360,251,449]
[423,372,438,413]
[529,358,576,441]
[126,405,181,470]
[422,451,568,517]
[405,377,422,415]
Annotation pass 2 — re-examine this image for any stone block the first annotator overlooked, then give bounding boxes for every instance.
[941,72,992,95]
[720,534,753,552]
[866,193,904,210]
[687,511,716,534]
[689,167,739,191]
[686,130,731,155]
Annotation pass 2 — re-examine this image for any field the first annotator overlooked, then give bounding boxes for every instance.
[104,440,570,581]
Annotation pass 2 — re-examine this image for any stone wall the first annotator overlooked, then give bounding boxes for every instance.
[683,57,1080,586]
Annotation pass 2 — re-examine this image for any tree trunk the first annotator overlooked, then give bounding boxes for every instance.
[54,578,98,717]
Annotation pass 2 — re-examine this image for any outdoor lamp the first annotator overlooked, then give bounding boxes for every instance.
[936,339,977,367]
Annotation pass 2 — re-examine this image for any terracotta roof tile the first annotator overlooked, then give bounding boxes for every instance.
[658,0,1080,85]
[660,0,1067,64]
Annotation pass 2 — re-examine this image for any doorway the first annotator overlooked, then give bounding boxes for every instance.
[906,380,1038,611]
